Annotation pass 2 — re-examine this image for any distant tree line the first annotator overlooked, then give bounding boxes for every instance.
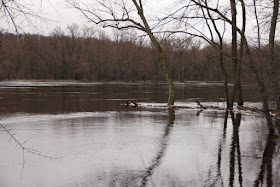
[0,25,273,83]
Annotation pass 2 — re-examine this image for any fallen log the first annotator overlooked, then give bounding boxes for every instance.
[124,101,280,118]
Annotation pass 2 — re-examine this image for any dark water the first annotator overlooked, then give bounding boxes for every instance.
[0,81,279,187]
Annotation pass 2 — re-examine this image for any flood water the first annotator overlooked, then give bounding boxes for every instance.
[0,81,279,187]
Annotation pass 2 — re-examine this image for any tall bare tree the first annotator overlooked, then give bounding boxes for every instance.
[268,0,280,110]
[67,0,176,106]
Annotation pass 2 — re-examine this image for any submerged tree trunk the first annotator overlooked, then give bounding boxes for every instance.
[206,1,231,108]
[219,45,231,108]
[132,0,175,106]
[268,0,280,110]
[230,0,243,107]
[237,0,246,106]
[190,0,274,130]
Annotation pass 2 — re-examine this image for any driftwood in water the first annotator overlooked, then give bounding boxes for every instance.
[144,101,280,118]
[193,101,280,119]
[175,101,227,111]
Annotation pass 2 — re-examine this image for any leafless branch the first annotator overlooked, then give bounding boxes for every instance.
[0,123,61,166]
[0,0,47,34]
[67,0,146,33]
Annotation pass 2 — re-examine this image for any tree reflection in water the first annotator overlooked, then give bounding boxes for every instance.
[254,130,278,187]
[207,111,229,187]
[229,112,243,187]
[207,111,279,187]
[140,108,175,187]
[205,111,243,187]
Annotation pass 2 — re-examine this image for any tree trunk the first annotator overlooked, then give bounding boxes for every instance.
[133,0,175,106]
[230,0,243,107]
[237,0,246,106]
[204,0,231,108]
[241,33,274,131]
[253,0,261,49]
[219,45,230,108]
[268,0,280,110]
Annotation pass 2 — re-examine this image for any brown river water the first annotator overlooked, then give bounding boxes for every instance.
[0,81,279,187]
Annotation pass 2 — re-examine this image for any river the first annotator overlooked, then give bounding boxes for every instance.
[0,81,279,187]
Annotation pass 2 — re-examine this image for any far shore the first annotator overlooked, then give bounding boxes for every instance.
[0,79,241,85]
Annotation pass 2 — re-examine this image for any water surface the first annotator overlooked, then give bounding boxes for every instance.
[0,81,279,187]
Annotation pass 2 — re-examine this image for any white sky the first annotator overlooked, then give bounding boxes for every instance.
[0,0,88,35]
[0,0,177,35]
[32,0,90,35]
[0,0,277,45]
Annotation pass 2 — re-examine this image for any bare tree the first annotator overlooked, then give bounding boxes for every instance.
[196,0,279,130]
[67,0,176,106]
[162,0,237,108]
[202,0,231,107]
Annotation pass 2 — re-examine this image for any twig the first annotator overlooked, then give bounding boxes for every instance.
[1,123,61,181]
[0,123,61,162]
[196,100,207,109]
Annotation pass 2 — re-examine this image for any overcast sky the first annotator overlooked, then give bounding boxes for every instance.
[27,0,88,35]
[0,0,276,45]
[0,0,173,36]
[0,0,167,35]
[0,0,88,35]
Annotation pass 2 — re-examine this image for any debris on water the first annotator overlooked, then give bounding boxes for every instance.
[121,101,139,107]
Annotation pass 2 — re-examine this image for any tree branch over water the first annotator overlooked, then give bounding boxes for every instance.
[0,123,61,165]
